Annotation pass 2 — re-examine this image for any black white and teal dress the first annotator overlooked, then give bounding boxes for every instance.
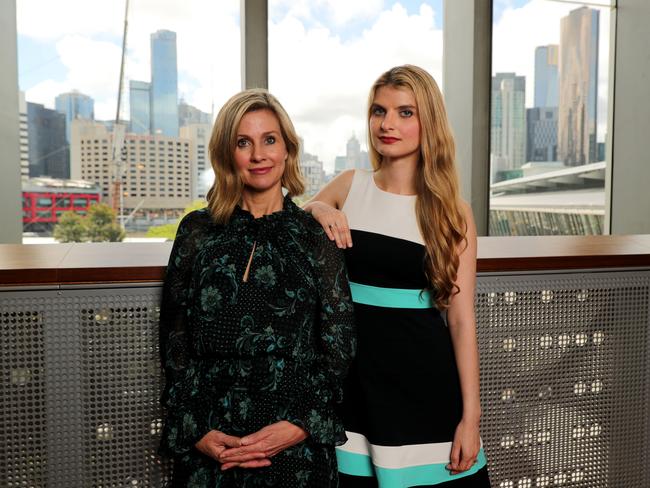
[336,170,490,487]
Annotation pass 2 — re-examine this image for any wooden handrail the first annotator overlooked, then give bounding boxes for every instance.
[1,235,650,287]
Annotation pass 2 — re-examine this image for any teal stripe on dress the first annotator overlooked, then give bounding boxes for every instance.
[349,281,434,309]
[336,449,375,477]
[337,448,487,486]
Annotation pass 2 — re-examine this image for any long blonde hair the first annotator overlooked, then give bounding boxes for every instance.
[207,89,305,224]
[367,65,467,310]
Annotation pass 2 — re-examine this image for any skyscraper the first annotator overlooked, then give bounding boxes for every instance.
[150,30,179,137]
[19,91,29,179]
[55,90,94,142]
[129,80,151,134]
[558,7,599,166]
[27,102,69,179]
[179,100,211,128]
[491,73,526,179]
[180,123,211,200]
[346,135,361,170]
[526,107,558,162]
[534,45,559,108]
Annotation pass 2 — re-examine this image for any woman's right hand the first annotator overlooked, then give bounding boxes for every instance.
[306,201,352,249]
[195,430,270,468]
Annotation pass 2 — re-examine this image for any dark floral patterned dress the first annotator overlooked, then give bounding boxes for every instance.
[159,195,356,487]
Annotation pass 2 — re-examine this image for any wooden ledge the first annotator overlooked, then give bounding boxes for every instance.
[1,235,650,286]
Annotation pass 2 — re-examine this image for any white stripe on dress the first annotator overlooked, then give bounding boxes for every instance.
[337,431,483,470]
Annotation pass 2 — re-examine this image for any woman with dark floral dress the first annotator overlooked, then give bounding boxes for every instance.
[158,89,356,487]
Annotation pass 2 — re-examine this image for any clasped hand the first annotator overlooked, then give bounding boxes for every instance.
[194,421,308,471]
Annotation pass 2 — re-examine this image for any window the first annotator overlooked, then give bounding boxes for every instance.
[268,0,444,198]
[36,197,52,207]
[488,0,614,236]
[16,0,240,239]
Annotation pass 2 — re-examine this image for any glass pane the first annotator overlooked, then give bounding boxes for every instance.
[17,0,240,241]
[269,0,444,199]
[489,0,613,235]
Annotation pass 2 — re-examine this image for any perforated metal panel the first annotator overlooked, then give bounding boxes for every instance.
[476,270,650,488]
[0,286,171,487]
[1,271,649,487]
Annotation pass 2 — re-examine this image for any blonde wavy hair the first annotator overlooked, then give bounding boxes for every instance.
[367,65,467,310]
[207,89,305,224]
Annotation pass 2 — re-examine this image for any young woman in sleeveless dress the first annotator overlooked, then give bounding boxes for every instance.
[304,65,491,487]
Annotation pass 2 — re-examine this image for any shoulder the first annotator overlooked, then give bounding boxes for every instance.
[313,169,356,209]
[174,208,215,240]
[288,201,341,251]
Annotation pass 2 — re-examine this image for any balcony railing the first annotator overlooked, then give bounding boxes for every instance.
[1,236,650,487]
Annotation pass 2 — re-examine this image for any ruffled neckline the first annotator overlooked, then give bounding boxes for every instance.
[230,194,299,226]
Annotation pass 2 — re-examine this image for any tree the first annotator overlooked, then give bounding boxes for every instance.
[146,200,206,240]
[84,203,125,242]
[53,203,125,243]
[53,211,86,243]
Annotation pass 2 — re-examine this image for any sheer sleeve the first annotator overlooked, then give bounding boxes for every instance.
[158,211,212,456]
[287,232,356,445]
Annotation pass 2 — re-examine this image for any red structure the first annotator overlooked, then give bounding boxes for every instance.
[22,177,101,232]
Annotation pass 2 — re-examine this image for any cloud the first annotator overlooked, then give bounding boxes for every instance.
[270,3,442,169]
[25,35,122,111]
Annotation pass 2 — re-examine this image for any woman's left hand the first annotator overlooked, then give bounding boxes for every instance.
[446,417,481,475]
[218,421,308,470]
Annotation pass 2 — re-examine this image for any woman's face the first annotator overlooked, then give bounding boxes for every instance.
[369,85,421,163]
[234,108,287,194]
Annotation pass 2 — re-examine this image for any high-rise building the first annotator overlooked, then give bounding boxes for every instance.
[180,123,211,200]
[300,154,324,197]
[534,45,559,108]
[526,107,558,162]
[346,135,361,170]
[70,120,191,212]
[558,7,599,166]
[129,81,151,134]
[491,73,526,178]
[55,90,94,142]
[179,100,211,128]
[334,156,347,174]
[27,102,69,179]
[150,30,179,137]
[19,92,29,179]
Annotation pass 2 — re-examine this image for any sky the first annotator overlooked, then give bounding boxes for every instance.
[17,0,612,173]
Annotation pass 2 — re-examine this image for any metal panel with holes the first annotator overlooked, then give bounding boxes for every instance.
[476,270,650,488]
[0,286,170,487]
[1,270,649,487]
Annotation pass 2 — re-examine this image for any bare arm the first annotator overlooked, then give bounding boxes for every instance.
[445,201,482,474]
[303,169,355,248]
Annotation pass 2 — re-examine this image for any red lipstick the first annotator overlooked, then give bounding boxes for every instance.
[249,167,273,175]
[379,136,400,144]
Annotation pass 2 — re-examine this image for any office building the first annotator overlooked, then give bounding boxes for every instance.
[27,102,69,179]
[491,73,526,178]
[526,107,558,162]
[129,81,151,135]
[55,90,94,142]
[179,100,211,128]
[70,120,191,212]
[534,45,559,108]
[19,91,29,179]
[150,30,179,137]
[558,7,599,166]
[180,123,211,200]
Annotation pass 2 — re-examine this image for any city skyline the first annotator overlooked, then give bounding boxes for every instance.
[17,0,610,173]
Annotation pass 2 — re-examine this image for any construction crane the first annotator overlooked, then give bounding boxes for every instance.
[110,0,130,227]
